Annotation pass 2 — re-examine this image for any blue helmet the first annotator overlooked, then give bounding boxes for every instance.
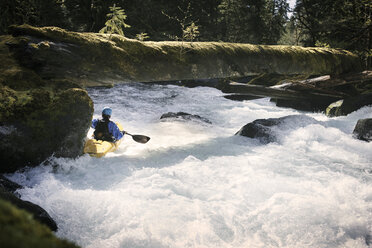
[102,107,112,116]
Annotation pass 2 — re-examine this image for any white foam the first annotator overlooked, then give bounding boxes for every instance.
[7,83,372,248]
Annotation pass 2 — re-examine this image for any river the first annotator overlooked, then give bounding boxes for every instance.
[7,83,372,248]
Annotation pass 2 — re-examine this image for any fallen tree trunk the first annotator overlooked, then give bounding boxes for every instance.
[226,82,343,101]
[225,81,343,111]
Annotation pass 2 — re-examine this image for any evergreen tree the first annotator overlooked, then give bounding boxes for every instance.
[99,4,130,37]
[0,0,65,34]
[294,0,372,67]
[217,0,288,44]
[63,0,115,32]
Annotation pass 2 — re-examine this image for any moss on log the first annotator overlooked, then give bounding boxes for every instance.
[8,24,362,87]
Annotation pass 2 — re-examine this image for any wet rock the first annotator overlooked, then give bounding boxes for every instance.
[235,115,318,144]
[160,112,212,124]
[0,88,93,173]
[0,199,79,247]
[353,118,372,142]
[0,35,94,173]
[0,175,22,193]
[0,176,58,231]
[0,188,58,231]
[326,93,372,117]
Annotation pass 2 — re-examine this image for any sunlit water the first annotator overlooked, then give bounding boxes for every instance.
[7,83,372,248]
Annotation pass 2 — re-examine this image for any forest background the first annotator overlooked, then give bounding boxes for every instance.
[0,0,371,68]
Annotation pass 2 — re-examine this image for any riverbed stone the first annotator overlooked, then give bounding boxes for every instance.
[326,93,372,117]
[353,118,372,142]
[235,115,318,144]
[160,112,212,124]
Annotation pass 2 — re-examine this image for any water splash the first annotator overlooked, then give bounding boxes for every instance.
[8,83,372,248]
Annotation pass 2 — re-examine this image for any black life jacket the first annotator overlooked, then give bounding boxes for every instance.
[94,119,115,142]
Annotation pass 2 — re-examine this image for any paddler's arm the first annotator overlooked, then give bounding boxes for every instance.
[108,122,124,141]
[91,119,99,128]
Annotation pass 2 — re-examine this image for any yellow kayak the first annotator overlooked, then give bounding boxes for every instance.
[83,123,123,158]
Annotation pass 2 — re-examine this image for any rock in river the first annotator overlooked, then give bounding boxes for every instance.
[353,118,372,142]
[0,175,58,231]
[235,115,318,144]
[160,112,212,124]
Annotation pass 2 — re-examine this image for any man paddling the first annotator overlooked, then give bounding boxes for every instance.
[91,107,124,142]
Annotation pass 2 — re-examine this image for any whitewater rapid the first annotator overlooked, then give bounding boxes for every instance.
[7,83,372,248]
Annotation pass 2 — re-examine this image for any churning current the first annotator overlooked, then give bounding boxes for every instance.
[8,83,372,248]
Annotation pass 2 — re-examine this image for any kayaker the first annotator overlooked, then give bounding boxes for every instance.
[91,107,124,142]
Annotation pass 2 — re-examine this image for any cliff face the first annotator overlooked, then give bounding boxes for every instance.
[8,24,361,87]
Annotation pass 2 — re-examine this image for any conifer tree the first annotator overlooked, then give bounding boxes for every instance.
[99,4,130,37]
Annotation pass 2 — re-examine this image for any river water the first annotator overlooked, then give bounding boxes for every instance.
[8,83,372,248]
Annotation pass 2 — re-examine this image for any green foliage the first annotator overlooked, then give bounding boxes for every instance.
[99,4,130,37]
[0,0,370,67]
[136,32,149,41]
[162,2,201,60]
[183,22,199,42]
[0,0,65,34]
[63,0,116,32]
[293,0,372,68]
[0,199,80,248]
[315,41,330,48]
[217,0,289,44]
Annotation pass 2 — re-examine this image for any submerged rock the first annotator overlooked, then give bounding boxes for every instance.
[326,93,372,117]
[353,118,372,142]
[160,112,212,124]
[235,115,318,144]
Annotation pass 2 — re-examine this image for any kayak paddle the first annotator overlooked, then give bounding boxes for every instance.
[123,131,150,144]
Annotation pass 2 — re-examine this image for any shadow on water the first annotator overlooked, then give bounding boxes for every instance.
[50,135,257,191]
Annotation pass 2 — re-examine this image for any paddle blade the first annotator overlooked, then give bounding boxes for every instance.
[132,135,150,144]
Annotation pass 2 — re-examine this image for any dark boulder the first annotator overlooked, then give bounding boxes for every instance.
[0,175,22,193]
[0,88,93,173]
[235,115,318,144]
[326,93,372,117]
[0,176,58,231]
[0,199,79,247]
[353,118,372,142]
[160,112,212,124]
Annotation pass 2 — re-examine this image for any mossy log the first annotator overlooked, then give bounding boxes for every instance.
[7,24,362,87]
